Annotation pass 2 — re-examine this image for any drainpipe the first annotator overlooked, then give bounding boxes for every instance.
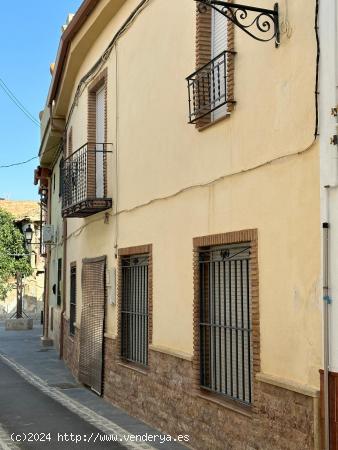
[323,219,330,450]
[59,218,67,359]
[319,0,338,446]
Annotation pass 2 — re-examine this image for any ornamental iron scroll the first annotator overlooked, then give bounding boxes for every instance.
[195,1,280,47]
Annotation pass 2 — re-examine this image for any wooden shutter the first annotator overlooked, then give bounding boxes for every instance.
[211,8,228,121]
[96,87,105,198]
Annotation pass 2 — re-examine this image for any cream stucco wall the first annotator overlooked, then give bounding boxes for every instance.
[54,0,321,388]
[48,154,64,345]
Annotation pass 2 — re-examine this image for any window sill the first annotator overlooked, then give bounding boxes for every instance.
[196,389,253,418]
[117,361,149,376]
[197,112,231,132]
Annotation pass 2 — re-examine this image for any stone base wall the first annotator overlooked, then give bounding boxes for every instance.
[103,337,319,450]
[61,331,319,450]
[62,317,80,379]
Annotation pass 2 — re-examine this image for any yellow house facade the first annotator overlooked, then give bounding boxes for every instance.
[37,0,323,448]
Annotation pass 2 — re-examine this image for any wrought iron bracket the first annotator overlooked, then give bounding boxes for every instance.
[195,1,280,47]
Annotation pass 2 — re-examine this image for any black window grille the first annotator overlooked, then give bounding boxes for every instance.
[186,50,236,124]
[199,243,252,405]
[121,254,149,366]
[70,264,77,336]
[57,258,62,307]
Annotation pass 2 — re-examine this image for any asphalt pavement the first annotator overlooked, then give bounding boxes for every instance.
[0,359,123,449]
[0,325,187,450]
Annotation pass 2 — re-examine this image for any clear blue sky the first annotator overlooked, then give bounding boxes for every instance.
[0,0,83,201]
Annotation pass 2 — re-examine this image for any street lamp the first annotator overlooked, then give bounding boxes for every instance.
[9,225,34,320]
[24,225,33,245]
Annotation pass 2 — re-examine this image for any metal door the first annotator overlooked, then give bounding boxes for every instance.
[79,256,106,395]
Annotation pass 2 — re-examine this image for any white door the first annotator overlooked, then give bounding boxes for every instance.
[211,8,228,121]
[96,87,105,198]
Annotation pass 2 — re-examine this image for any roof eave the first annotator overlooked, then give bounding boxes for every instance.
[47,0,101,106]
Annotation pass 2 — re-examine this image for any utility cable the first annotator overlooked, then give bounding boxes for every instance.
[61,0,320,243]
[0,1,151,170]
[0,156,37,168]
[0,143,61,169]
[64,0,151,131]
[64,138,317,243]
[0,78,40,126]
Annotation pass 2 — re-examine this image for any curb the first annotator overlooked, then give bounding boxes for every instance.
[0,352,155,450]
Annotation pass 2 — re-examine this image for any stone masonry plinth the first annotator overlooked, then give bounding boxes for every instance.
[5,318,33,331]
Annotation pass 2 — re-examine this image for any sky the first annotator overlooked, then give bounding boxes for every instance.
[0,0,83,201]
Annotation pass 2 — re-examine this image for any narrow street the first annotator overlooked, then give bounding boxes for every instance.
[0,358,122,449]
[0,0,334,448]
[0,325,185,450]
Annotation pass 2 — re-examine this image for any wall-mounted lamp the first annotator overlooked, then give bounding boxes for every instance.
[24,225,33,245]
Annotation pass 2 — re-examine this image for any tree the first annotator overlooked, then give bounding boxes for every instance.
[0,208,32,301]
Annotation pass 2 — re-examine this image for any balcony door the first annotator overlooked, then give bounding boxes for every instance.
[211,8,227,121]
[96,86,105,198]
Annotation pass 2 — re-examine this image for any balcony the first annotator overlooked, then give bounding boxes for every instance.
[186,50,236,124]
[62,143,112,218]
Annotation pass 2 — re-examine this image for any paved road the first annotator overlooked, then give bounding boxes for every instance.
[0,359,124,449]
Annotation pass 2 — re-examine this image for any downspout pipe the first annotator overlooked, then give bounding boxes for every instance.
[59,218,67,359]
[323,220,330,450]
[319,0,338,445]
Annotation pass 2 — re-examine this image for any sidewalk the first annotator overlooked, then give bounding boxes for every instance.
[0,325,188,450]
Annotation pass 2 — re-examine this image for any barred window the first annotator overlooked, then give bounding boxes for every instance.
[70,264,77,336]
[199,243,252,404]
[121,254,149,366]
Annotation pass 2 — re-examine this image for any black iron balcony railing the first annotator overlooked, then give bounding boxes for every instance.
[62,142,113,218]
[186,50,236,124]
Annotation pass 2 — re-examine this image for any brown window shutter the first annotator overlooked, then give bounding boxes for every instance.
[194,4,235,128]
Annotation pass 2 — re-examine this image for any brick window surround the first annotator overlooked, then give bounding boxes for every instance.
[117,245,153,369]
[195,3,235,129]
[87,68,108,199]
[88,68,108,144]
[193,229,259,410]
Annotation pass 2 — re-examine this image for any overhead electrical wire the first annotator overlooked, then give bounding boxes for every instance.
[64,0,151,131]
[59,0,321,244]
[0,143,60,169]
[0,156,37,169]
[0,78,40,126]
[0,0,151,170]
[0,77,43,168]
